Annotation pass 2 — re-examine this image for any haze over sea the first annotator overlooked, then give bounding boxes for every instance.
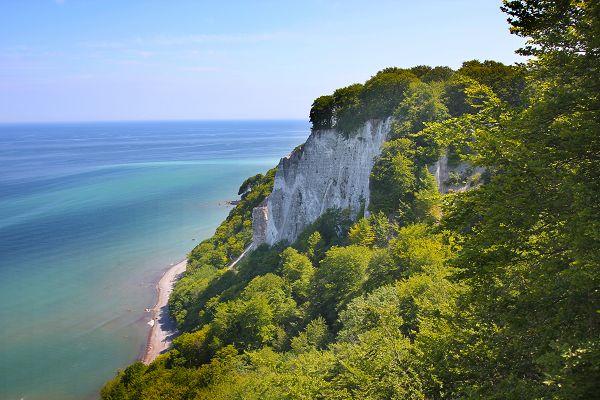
[0,120,308,400]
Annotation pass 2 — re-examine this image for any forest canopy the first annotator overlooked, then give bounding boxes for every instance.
[309,59,525,135]
[103,1,599,399]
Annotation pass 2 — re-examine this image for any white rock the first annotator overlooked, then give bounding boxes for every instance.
[253,118,392,246]
[251,116,485,248]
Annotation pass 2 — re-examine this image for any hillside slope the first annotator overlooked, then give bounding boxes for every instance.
[102,3,599,398]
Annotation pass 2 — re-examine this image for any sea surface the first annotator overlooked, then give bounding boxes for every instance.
[0,120,309,400]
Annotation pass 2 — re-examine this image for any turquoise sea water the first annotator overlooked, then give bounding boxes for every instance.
[0,120,309,400]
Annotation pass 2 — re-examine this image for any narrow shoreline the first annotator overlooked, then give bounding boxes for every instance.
[141,258,187,364]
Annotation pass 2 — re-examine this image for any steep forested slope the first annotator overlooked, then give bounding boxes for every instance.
[102,1,599,398]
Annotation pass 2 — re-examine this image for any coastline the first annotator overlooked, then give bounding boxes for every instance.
[141,259,187,364]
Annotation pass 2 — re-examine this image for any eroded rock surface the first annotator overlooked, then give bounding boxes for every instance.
[253,119,391,246]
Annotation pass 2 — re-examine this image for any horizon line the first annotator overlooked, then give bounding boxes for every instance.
[0,117,310,126]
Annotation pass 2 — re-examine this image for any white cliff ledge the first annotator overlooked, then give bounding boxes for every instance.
[253,118,392,246]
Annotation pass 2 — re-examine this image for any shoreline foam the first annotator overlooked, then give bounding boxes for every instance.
[141,259,187,364]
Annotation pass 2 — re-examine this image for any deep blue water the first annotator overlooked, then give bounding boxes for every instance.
[0,120,309,400]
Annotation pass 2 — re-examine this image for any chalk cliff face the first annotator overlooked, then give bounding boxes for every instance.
[253,119,392,246]
[251,118,481,247]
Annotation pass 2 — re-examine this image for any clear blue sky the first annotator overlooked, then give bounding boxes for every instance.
[0,0,524,123]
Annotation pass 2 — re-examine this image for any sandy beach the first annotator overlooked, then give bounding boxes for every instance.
[142,259,187,364]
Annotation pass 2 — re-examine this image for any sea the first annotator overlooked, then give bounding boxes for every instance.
[0,120,309,400]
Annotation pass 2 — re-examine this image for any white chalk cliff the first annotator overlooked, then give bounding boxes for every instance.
[253,118,392,246]
[252,118,479,247]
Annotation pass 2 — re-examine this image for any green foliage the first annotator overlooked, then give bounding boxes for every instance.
[235,242,284,281]
[332,83,364,134]
[369,138,439,223]
[421,66,454,83]
[365,224,452,290]
[391,224,452,275]
[187,168,276,271]
[348,217,375,247]
[104,5,600,398]
[360,68,418,120]
[341,264,462,343]
[412,172,442,223]
[170,325,213,367]
[368,211,397,247]
[337,284,403,342]
[305,231,325,263]
[290,316,330,353]
[294,208,352,257]
[168,264,220,328]
[392,81,449,163]
[408,65,433,78]
[330,330,425,400]
[458,59,526,106]
[280,247,315,301]
[432,3,600,397]
[309,95,334,130]
[170,169,277,329]
[310,245,372,324]
[212,292,278,351]
[308,61,521,136]
[309,67,420,135]
[237,173,263,196]
[408,65,453,82]
[392,82,449,141]
[239,274,297,323]
[441,74,481,117]
[369,138,416,216]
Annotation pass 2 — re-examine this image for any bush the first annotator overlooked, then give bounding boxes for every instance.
[291,317,331,353]
[458,59,525,106]
[369,138,417,217]
[348,218,375,246]
[309,95,334,130]
[280,247,315,301]
[332,83,364,134]
[310,245,372,324]
[360,68,418,120]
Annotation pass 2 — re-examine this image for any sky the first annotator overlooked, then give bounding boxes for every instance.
[0,0,525,123]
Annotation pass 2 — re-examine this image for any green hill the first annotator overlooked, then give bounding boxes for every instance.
[102,2,600,399]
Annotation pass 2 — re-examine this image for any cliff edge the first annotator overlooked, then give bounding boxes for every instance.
[252,117,481,247]
[253,118,392,246]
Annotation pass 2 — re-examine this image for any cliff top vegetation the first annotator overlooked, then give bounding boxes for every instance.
[102,1,599,398]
